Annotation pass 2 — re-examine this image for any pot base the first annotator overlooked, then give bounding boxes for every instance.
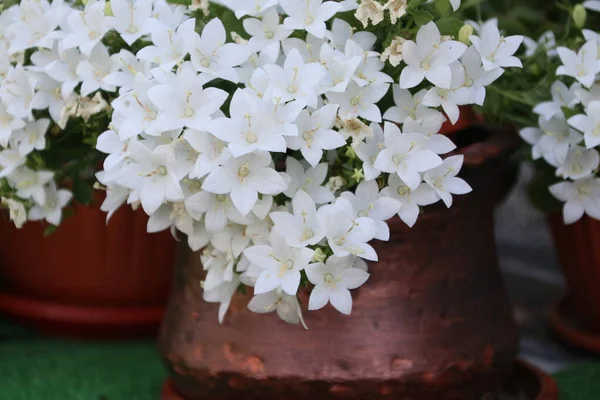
[550,294,600,353]
[0,292,165,339]
[160,360,557,400]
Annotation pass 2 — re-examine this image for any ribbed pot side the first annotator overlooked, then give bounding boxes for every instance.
[158,127,520,400]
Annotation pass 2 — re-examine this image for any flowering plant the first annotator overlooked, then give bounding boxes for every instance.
[505,1,600,224]
[1,0,523,325]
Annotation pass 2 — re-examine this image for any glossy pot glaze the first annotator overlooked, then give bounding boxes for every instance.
[158,126,522,400]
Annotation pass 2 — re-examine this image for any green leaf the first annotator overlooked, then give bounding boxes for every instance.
[43,224,58,237]
[410,9,434,26]
[434,0,452,17]
[73,179,94,206]
[435,17,464,36]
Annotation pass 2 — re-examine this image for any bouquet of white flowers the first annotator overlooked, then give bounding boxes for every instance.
[0,0,523,326]
[519,1,600,224]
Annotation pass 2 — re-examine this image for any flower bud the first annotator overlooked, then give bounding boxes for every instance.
[104,1,113,16]
[573,4,587,29]
[81,0,89,5]
[458,24,474,45]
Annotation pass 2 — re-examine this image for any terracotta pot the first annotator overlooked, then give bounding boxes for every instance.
[157,126,535,400]
[0,194,176,338]
[547,214,600,349]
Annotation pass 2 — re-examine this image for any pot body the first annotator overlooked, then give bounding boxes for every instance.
[0,197,175,307]
[547,214,600,332]
[158,127,520,400]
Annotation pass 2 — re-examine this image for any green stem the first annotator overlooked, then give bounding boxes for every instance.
[488,85,537,107]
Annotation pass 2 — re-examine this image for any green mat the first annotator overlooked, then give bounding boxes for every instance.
[0,320,599,400]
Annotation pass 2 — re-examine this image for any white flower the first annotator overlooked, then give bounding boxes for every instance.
[556,146,600,180]
[423,155,472,208]
[137,18,195,69]
[556,40,600,88]
[283,157,334,204]
[28,183,72,226]
[381,174,440,227]
[469,19,523,71]
[108,0,152,45]
[0,104,25,146]
[318,197,378,260]
[114,141,187,214]
[185,191,252,233]
[568,101,600,149]
[460,45,504,106]
[263,49,327,108]
[306,255,369,315]
[355,0,385,28]
[533,81,579,119]
[13,119,49,157]
[523,31,557,58]
[202,245,235,292]
[76,43,119,96]
[202,151,288,216]
[147,64,228,132]
[187,18,251,83]
[319,43,362,93]
[550,178,600,224]
[247,290,307,328]
[584,1,600,12]
[536,115,583,166]
[0,148,26,178]
[62,0,110,56]
[244,231,315,296]
[44,48,85,99]
[341,180,401,240]
[7,167,54,205]
[326,81,389,122]
[31,73,73,125]
[384,0,407,24]
[270,189,325,247]
[104,50,152,93]
[355,122,385,181]
[383,87,438,124]
[183,128,231,179]
[111,74,161,138]
[449,0,461,11]
[1,65,36,120]
[421,61,471,124]
[374,122,443,190]
[243,8,292,52]
[280,0,340,39]
[286,105,346,167]
[326,18,376,51]
[1,197,27,229]
[221,0,278,18]
[400,22,467,89]
[338,117,373,144]
[209,89,289,157]
[203,274,240,324]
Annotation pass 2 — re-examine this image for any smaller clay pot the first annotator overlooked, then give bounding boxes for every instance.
[547,214,600,340]
[0,194,176,338]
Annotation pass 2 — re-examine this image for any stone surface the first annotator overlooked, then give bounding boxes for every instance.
[495,165,595,373]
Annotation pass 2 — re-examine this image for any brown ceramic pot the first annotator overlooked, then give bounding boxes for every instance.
[158,126,523,400]
[0,193,176,338]
[547,214,600,348]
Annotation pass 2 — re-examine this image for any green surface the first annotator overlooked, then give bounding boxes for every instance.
[1,319,599,400]
[0,321,166,400]
[557,362,600,400]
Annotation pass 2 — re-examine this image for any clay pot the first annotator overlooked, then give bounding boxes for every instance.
[0,194,176,338]
[157,126,539,400]
[547,214,600,351]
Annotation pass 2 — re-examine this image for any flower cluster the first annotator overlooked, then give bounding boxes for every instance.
[520,3,600,224]
[95,0,523,325]
[0,0,192,229]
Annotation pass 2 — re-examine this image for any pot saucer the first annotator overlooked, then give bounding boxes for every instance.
[161,360,557,400]
[550,294,600,354]
[0,292,164,339]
